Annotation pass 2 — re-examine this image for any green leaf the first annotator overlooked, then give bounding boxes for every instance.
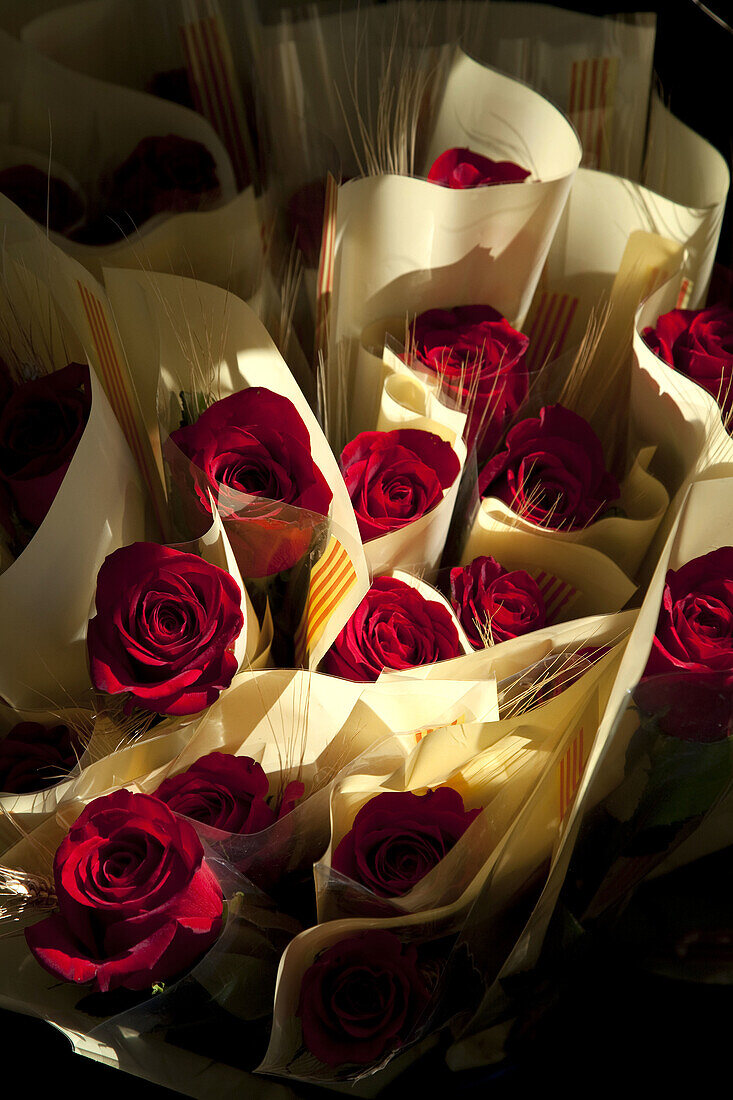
[636,737,733,829]
[179,390,209,427]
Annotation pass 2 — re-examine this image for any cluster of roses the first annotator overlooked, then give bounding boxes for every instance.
[3,130,733,1082]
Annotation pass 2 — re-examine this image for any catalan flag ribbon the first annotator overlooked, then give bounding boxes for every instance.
[533,570,580,624]
[179,0,257,190]
[315,174,339,362]
[558,726,585,823]
[568,56,619,171]
[76,281,167,535]
[294,534,359,666]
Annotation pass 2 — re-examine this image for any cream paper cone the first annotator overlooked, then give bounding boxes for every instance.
[61,188,262,297]
[447,477,733,1068]
[460,1,656,179]
[0,192,169,533]
[0,27,235,216]
[631,276,733,583]
[22,0,197,89]
[105,266,370,668]
[258,640,625,1085]
[354,361,468,575]
[455,523,636,625]
[128,664,498,800]
[0,364,147,710]
[467,446,669,579]
[328,49,580,445]
[525,104,729,370]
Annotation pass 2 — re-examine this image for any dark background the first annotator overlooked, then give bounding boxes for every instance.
[2,0,732,1094]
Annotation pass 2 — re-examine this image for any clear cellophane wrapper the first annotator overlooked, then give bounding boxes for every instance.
[120,666,498,892]
[0,809,299,1098]
[107,265,370,669]
[258,616,631,1085]
[447,477,733,1069]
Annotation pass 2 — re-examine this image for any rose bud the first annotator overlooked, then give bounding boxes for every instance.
[25,789,224,993]
[479,403,620,530]
[169,387,333,577]
[322,575,463,682]
[297,929,431,1066]
[450,555,547,647]
[332,788,480,897]
[427,147,530,189]
[642,304,733,423]
[0,362,91,529]
[0,721,78,794]
[106,133,220,227]
[0,164,85,234]
[153,751,278,834]
[340,428,460,543]
[643,547,733,689]
[409,305,530,459]
[87,542,244,716]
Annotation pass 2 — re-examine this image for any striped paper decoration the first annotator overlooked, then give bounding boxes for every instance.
[558,726,585,823]
[315,174,339,362]
[533,570,579,624]
[179,1,256,190]
[568,56,619,171]
[294,534,359,665]
[76,281,167,534]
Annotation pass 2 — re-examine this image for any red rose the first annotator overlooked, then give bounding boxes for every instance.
[87,542,244,716]
[108,133,220,224]
[410,305,530,459]
[479,404,620,530]
[332,788,480,897]
[340,429,460,543]
[634,674,733,743]
[153,751,277,834]
[297,929,431,1066]
[0,362,91,529]
[449,555,547,648]
[642,305,733,423]
[0,164,85,233]
[0,721,77,794]
[644,547,733,689]
[25,790,223,993]
[322,576,462,682]
[427,147,530,189]
[169,387,333,577]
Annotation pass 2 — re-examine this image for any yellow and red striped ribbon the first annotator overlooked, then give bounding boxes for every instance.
[294,534,359,665]
[179,2,256,190]
[568,56,619,171]
[314,174,339,363]
[533,570,579,624]
[558,726,585,822]
[77,281,167,535]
